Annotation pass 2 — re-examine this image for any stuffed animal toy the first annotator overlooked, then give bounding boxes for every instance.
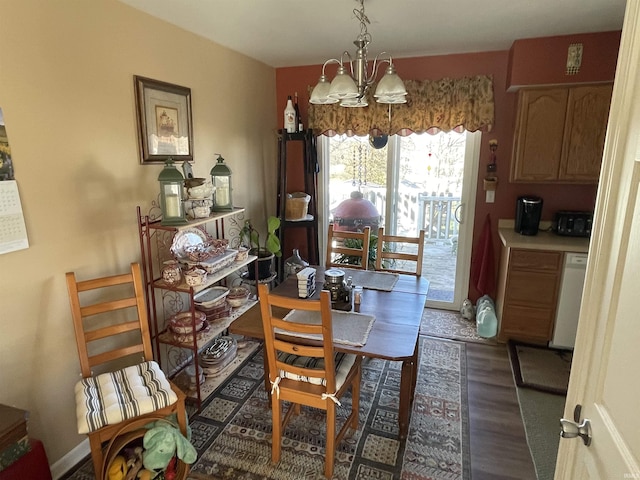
[142,421,197,473]
[460,298,475,320]
[108,455,127,480]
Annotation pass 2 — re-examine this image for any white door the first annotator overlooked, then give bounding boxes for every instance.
[555,0,640,477]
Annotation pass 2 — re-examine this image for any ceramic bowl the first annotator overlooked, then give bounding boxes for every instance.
[235,247,249,263]
[185,180,214,199]
[193,286,229,308]
[184,199,213,219]
[184,267,207,286]
[169,310,206,334]
[227,285,251,307]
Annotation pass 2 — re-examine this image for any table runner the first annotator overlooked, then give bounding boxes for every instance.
[277,309,376,347]
[340,268,399,291]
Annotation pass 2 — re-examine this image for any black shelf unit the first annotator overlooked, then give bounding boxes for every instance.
[276,129,320,280]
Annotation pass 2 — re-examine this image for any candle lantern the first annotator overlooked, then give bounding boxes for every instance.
[158,159,188,226]
[210,154,233,211]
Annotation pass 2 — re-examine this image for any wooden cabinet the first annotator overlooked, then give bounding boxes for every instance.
[511,84,613,183]
[496,248,563,344]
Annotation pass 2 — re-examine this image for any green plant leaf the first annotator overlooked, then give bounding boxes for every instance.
[267,216,281,233]
[266,233,281,257]
[250,230,259,248]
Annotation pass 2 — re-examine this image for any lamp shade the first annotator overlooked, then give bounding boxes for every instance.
[340,96,369,108]
[328,65,359,100]
[310,75,339,105]
[374,64,408,99]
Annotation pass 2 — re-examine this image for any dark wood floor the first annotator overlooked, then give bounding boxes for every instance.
[466,341,537,480]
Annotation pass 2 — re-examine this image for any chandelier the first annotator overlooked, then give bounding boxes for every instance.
[309,0,407,108]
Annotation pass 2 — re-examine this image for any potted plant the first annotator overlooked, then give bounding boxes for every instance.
[240,216,281,280]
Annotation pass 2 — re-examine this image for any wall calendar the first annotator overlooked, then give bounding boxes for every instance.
[0,180,29,254]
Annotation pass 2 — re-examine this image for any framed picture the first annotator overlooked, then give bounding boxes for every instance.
[134,76,193,164]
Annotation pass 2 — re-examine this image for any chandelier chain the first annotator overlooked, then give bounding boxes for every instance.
[354,0,371,42]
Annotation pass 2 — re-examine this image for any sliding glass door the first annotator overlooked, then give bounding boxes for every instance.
[318,131,480,310]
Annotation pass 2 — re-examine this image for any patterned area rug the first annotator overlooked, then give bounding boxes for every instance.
[188,336,469,479]
[61,337,469,480]
[420,308,496,345]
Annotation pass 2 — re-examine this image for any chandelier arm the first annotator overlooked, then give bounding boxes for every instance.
[321,58,342,75]
[366,53,392,85]
[339,51,354,77]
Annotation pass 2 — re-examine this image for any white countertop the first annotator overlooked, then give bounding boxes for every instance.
[498,219,589,253]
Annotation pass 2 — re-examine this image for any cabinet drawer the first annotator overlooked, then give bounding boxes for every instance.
[499,305,555,342]
[510,249,562,272]
[505,270,559,307]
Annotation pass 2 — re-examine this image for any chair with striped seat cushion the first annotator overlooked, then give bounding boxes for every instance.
[66,263,188,479]
[257,283,362,479]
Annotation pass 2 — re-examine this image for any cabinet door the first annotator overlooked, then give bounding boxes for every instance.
[511,88,568,182]
[559,84,613,182]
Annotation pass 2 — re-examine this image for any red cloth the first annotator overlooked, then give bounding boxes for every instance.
[0,439,51,480]
[471,214,496,296]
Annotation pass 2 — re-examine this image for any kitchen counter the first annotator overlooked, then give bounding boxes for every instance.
[498,219,589,253]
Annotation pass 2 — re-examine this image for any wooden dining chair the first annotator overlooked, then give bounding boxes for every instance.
[257,283,362,478]
[66,262,188,480]
[326,223,371,270]
[375,227,426,276]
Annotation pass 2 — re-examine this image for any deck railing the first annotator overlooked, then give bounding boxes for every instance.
[417,193,461,241]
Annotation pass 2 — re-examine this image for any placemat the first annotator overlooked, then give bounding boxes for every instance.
[277,309,376,346]
[340,268,399,291]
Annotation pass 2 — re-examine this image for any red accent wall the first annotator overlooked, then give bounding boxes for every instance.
[275,31,620,301]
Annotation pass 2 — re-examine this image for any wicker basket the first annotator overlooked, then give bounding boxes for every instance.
[102,416,189,480]
[285,192,311,220]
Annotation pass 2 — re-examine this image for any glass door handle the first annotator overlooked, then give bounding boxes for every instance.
[454,204,463,224]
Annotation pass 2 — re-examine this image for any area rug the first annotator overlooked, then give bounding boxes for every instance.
[515,386,565,480]
[508,341,572,395]
[187,336,469,479]
[420,308,495,345]
[61,337,469,480]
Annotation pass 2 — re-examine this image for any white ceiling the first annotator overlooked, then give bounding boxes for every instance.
[118,0,627,68]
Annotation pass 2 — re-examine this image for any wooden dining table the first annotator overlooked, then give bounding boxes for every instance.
[229,266,429,440]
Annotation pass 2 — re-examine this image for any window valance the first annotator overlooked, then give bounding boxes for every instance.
[308,74,494,136]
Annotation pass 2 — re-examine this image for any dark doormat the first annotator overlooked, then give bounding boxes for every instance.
[508,340,572,395]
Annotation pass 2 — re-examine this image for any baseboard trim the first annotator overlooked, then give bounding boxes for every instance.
[50,438,89,480]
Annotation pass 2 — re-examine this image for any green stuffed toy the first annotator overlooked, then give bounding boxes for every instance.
[142,421,197,474]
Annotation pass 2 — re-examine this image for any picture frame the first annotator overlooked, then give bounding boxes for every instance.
[134,75,193,164]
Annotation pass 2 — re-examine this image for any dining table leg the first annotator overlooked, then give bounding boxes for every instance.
[398,339,419,439]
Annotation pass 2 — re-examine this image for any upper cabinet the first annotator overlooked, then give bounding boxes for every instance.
[510,84,613,184]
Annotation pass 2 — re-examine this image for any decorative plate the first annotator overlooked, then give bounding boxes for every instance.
[170,227,211,262]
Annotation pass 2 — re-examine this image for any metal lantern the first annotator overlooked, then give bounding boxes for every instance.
[158,159,188,226]
[210,154,233,211]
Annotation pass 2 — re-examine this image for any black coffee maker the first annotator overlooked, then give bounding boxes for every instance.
[515,196,543,235]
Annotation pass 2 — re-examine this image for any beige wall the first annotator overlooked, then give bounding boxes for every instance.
[0,0,276,468]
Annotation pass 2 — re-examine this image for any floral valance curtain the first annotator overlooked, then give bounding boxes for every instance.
[308,74,494,136]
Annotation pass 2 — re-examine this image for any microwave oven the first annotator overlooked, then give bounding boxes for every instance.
[554,211,593,237]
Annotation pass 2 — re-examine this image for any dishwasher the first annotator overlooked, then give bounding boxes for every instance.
[550,252,588,350]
